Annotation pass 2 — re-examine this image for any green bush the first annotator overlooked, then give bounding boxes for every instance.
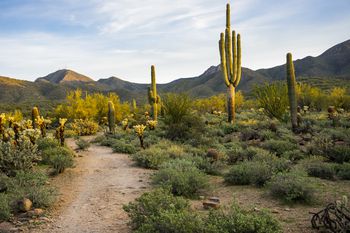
[261,139,298,156]
[253,82,288,121]
[112,140,137,154]
[41,147,74,175]
[190,156,225,176]
[37,137,60,151]
[336,163,350,180]
[326,145,350,163]
[240,127,260,141]
[206,204,282,233]
[3,171,56,208]
[132,147,170,169]
[304,161,336,180]
[0,140,40,176]
[123,188,192,231]
[0,193,11,221]
[75,138,91,151]
[267,172,316,204]
[152,159,208,198]
[224,161,273,187]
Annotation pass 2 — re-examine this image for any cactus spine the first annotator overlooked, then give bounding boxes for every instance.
[31,107,40,129]
[286,53,298,132]
[219,4,242,124]
[108,101,115,134]
[148,65,160,121]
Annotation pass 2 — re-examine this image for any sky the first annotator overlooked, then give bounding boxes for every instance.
[0,0,349,83]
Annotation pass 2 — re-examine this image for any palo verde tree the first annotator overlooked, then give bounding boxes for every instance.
[286,53,298,132]
[219,3,242,124]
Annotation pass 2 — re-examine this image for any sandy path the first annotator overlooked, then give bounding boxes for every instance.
[31,137,151,233]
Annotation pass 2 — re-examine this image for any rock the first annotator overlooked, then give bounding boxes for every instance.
[18,198,32,212]
[208,197,220,203]
[0,222,14,233]
[284,208,291,212]
[27,208,44,218]
[203,201,220,209]
[254,207,260,212]
[271,209,279,214]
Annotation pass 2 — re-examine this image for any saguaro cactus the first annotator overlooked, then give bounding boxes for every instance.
[286,53,298,132]
[219,3,242,124]
[148,65,160,121]
[31,107,40,129]
[108,101,115,134]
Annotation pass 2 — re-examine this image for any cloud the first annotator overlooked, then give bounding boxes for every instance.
[0,0,349,83]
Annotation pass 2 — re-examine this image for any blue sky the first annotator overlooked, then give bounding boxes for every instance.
[0,0,349,83]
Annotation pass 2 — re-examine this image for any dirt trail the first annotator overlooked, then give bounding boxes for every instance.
[32,137,151,233]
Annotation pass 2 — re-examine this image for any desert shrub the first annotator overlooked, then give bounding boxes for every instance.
[240,127,260,141]
[75,138,91,151]
[282,150,304,162]
[112,140,137,154]
[206,203,282,233]
[132,147,170,169]
[70,119,99,136]
[152,159,208,198]
[163,93,192,124]
[304,160,336,180]
[336,163,350,180]
[267,172,316,203]
[190,156,225,176]
[0,193,10,221]
[259,129,276,141]
[91,135,107,144]
[4,171,56,208]
[37,137,60,151]
[253,82,288,121]
[0,140,40,176]
[326,145,350,163]
[221,122,239,135]
[261,139,298,156]
[41,147,74,174]
[126,189,208,232]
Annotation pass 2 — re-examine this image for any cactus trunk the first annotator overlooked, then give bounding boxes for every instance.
[227,84,235,123]
[148,65,159,121]
[108,101,115,134]
[286,53,298,132]
[32,107,40,129]
[219,4,242,124]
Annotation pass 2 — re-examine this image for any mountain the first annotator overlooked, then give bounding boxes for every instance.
[0,39,349,104]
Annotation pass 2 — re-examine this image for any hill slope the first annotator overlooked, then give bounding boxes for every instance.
[0,39,349,103]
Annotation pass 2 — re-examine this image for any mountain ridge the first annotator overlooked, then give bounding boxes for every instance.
[0,39,349,103]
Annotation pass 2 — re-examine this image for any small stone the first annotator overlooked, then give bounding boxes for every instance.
[33,208,44,216]
[271,209,279,214]
[138,179,143,182]
[18,198,32,212]
[284,208,291,212]
[199,196,205,200]
[203,201,220,209]
[208,197,220,203]
[254,207,260,212]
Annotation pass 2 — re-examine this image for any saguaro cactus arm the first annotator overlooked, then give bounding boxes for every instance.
[286,53,298,131]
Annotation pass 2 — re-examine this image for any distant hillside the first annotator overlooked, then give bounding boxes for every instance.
[0,39,349,104]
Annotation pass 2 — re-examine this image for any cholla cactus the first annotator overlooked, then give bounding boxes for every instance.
[146,120,157,130]
[122,118,128,131]
[56,118,67,146]
[133,124,146,149]
[2,128,15,142]
[7,116,14,128]
[31,107,40,129]
[36,116,51,137]
[21,120,33,130]
[22,129,41,144]
[0,113,5,140]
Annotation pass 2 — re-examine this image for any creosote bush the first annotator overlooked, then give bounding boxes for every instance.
[41,146,74,175]
[152,159,208,198]
[267,172,316,204]
[75,138,91,151]
[124,188,282,233]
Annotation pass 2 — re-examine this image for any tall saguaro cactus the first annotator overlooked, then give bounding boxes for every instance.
[219,4,242,124]
[108,101,115,134]
[286,53,298,132]
[148,65,160,121]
